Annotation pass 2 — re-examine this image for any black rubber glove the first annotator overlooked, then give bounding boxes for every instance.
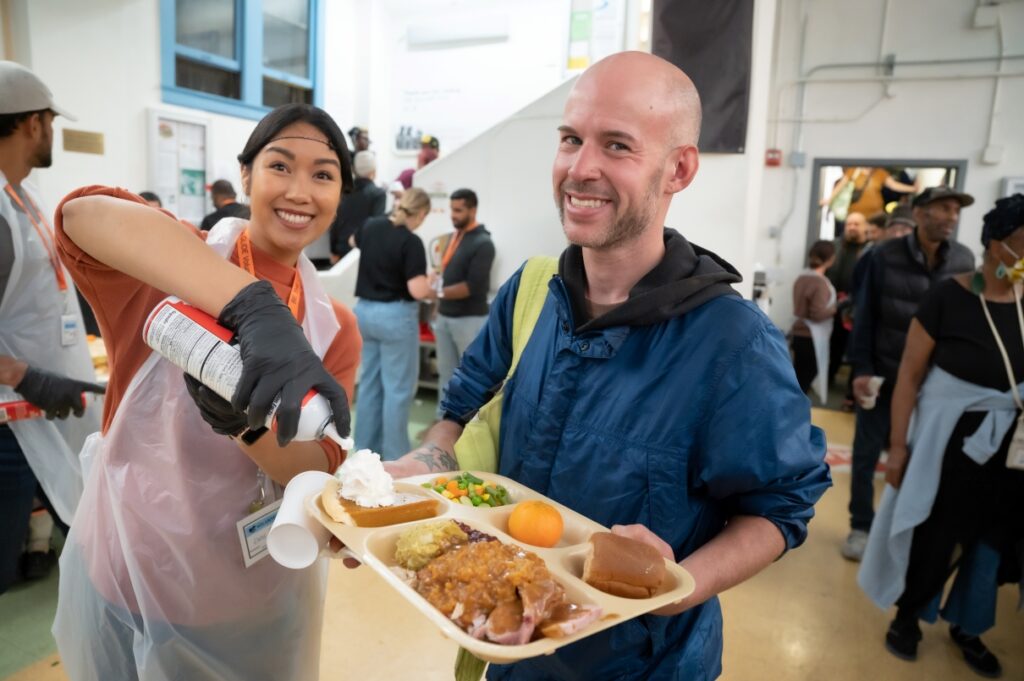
[183,374,248,437]
[218,280,351,446]
[15,366,105,420]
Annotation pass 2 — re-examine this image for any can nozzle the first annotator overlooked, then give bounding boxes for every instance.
[322,424,354,451]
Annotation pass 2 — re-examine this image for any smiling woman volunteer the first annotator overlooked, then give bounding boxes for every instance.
[50,104,360,681]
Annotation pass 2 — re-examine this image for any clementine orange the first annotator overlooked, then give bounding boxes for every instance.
[507,500,564,547]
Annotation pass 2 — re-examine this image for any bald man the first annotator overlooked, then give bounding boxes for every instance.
[389,52,830,680]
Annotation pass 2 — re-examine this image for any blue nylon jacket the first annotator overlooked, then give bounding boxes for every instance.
[442,251,831,681]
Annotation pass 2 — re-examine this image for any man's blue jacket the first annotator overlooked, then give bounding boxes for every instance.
[441,230,831,680]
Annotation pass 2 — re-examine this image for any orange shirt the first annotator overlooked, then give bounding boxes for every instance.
[53,185,361,471]
[845,167,890,218]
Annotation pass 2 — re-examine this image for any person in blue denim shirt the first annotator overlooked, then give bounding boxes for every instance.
[387,52,831,680]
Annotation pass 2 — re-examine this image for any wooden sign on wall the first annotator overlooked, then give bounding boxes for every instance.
[62,129,105,155]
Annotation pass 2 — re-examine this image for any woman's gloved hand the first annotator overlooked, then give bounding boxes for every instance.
[16,366,105,420]
[218,280,351,446]
[183,374,247,437]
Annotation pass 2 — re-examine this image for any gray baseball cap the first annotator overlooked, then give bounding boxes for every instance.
[0,60,77,121]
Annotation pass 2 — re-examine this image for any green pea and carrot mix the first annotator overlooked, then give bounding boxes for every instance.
[421,472,512,507]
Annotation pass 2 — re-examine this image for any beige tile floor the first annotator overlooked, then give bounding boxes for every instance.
[8,408,1023,680]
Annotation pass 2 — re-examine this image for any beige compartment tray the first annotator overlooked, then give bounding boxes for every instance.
[306,471,695,664]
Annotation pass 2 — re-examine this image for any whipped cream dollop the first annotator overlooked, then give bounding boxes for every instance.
[335,449,396,507]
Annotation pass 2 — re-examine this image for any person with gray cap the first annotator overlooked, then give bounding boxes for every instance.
[841,186,975,561]
[0,60,103,590]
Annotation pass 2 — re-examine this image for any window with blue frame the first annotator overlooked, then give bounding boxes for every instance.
[161,0,323,120]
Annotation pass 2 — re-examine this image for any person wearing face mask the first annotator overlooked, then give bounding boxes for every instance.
[351,187,436,459]
[50,104,361,681]
[841,186,976,562]
[859,194,1024,678]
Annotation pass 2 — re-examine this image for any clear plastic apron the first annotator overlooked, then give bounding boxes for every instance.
[798,271,836,405]
[0,172,99,524]
[54,218,340,681]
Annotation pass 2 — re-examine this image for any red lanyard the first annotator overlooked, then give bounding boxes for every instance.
[440,222,479,271]
[234,230,303,320]
[4,184,67,291]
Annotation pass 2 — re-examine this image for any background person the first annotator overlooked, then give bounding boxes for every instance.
[431,188,495,420]
[0,60,102,592]
[842,186,976,561]
[823,167,918,237]
[52,103,359,681]
[396,134,439,190]
[825,211,868,398]
[791,240,837,402]
[861,194,1024,678]
[348,125,370,154]
[138,191,162,208]
[330,150,385,262]
[351,187,435,460]
[200,179,250,231]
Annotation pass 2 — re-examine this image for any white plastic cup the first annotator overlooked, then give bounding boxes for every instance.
[268,470,334,569]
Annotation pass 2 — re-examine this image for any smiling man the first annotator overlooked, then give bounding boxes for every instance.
[390,52,831,680]
[842,186,975,562]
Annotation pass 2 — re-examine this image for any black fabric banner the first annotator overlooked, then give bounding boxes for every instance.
[652,0,754,154]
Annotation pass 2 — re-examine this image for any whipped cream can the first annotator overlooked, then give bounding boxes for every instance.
[143,296,348,444]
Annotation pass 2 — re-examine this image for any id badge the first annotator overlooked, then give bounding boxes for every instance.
[60,314,79,346]
[1008,417,1024,471]
[236,499,282,568]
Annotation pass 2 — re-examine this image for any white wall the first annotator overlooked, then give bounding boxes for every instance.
[759,0,1024,327]
[412,79,574,290]
[345,0,574,187]
[409,0,779,297]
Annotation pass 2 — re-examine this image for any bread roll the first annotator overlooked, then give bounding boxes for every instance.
[582,531,666,598]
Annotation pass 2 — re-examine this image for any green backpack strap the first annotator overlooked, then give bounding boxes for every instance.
[452,256,558,474]
[511,256,559,369]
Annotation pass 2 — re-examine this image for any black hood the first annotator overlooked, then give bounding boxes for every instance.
[558,228,742,332]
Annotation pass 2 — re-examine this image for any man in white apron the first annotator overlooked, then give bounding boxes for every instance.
[0,61,103,591]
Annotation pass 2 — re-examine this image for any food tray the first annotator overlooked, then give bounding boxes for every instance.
[306,471,695,663]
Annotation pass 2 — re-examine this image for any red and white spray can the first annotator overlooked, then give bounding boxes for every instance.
[143,297,349,445]
[0,394,91,424]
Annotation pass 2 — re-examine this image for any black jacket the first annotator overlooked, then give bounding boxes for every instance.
[200,201,250,231]
[330,178,386,257]
[825,237,866,295]
[848,230,974,381]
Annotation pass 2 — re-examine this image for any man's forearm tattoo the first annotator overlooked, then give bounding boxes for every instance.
[413,443,458,472]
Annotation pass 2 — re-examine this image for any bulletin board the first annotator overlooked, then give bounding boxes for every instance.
[147,109,212,226]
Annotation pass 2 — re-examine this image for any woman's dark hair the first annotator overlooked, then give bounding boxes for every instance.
[237,104,353,193]
[981,193,1024,247]
[808,239,836,268]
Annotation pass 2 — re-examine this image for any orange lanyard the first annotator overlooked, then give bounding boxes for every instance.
[440,222,478,271]
[4,184,67,291]
[234,230,303,320]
